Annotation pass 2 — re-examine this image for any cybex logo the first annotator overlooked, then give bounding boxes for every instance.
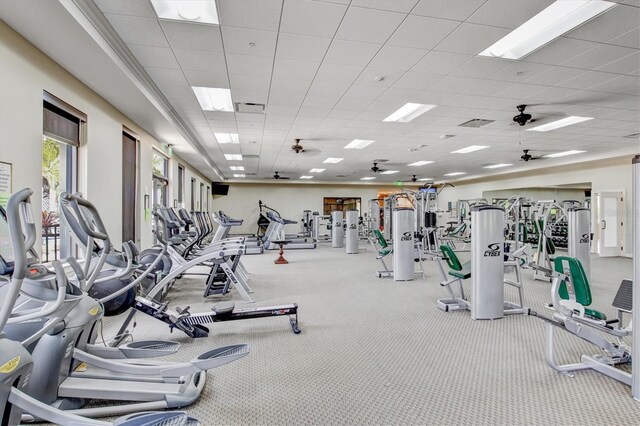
[400,231,413,242]
[483,243,501,257]
[580,233,590,244]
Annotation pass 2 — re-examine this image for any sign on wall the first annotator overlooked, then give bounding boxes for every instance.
[0,162,12,208]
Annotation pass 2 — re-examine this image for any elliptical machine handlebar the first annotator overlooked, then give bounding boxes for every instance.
[61,192,111,249]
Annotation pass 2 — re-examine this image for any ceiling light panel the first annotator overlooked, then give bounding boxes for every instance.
[526,116,594,132]
[479,0,615,60]
[451,145,489,154]
[300,176,314,179]
[361,177,376,180]
[383,103,437,122]
[344,139,375,149]
[380,170,399,175]
[323,158,344,164]
[192,87,234,112]
[418,178,434,181]
[230,166,244,171]
[408,161,434,166]
[544,150,586,158]
[444,172,466,176]
[150,0,220,25]
[484,163,513,169]
[215,133,239,144]
[225,154,243,161]
[309,168,325,173]
[233,174,246,178]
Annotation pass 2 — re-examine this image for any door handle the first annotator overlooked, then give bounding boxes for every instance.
[602,220,607,229]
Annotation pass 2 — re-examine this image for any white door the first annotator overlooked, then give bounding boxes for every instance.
[597,191,624,257]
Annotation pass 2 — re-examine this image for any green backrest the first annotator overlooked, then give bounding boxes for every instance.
[439,244,463,271]
[450,223,466,236]
[555,256,592,307]
[373,229,388,248]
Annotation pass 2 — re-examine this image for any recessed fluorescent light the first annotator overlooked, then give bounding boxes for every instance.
[300,176,314,179]
[230,166,244,171]
[361,177,376,181]
[224,154,243,161]
[323,157,344,164]
[309,168,325,173]
[192,87,234,112]
[233,174,246,178]
[418,178,434,181]
[451,145,489,154]
[526,116,594,132]
[380,170,399,175]
[150,0,219,25]
[444,172,466,176]
[479,0,615,60]
[484,163,513,169]
[408,161,434,166]
[214,133,239,144]
[344,139,375,149]
[544,150,586,158]
[383,103,437,122]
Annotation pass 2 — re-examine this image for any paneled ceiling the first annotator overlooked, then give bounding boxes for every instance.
[17,1,640,183]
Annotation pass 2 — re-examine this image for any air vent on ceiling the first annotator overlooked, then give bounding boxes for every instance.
[336,174,348,178]
[624,133,639,138]
[243,155,260,159]
[458,119,495,128]
[235,102,265,114]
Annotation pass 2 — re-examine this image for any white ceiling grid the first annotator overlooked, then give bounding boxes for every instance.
[93,0,640,183]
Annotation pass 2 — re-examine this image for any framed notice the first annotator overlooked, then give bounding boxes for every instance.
[0,161,12,208]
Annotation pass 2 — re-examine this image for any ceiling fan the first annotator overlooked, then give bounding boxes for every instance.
[290,138,321,156]
[265,171,290,180]
[520,149,544,162]
[512,104,565,127]
[398,175,419,183]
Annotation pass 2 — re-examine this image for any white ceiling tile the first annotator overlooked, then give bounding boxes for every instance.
[335,6,405,44]
[494,83,549,99]
[104,14,168,47]
[315,62,364,84]
[368,45,428,70]
[435,23,510,55]
[301,95,340,108]
[393,72,445,90]
[522,66,584,86]
[217,0,283,31]
[127,44,179,68]
[467,0,554,29]
[589,75,640,95]
[449,56,511,78]
[488,62,549,83]
[387,15,459,50]
[343,84,388,101]
[307,82,351,97]
[565,4,639,43]
[276,33,332,61]
[229,73,272,91]
[412,51,472,73]
[221,27,277,57]
[351,0,419,13]
[145,67,189,88]
[334,97,372,111]
[272,58,321,81]
[558,71,621,90]
[161,21,223,51]
[226,54,273,76]
[182,69,230,88]
[174,49,227,73]
[323,39,382,66]
[561,44,638,70]
[95,0,155,17]
[607,27,640,49]
[463,80,513,96]
[412,0,485,21]
[429,76,482,93]
[597,51,640,75]
[280,0,347,37]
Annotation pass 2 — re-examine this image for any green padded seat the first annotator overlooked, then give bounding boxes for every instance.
[554,256,606,321]
[439,245,471,280]
[374,229,392,257]
[379,248,392,256]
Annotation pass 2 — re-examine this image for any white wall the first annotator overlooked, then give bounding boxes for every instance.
[437,156,635,256]
[212,183,402,235]
[0,21,210,252]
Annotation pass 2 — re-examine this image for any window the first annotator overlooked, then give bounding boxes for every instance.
[42,93,84,262]
[190,178,196,211]
[323,197,361,215]
[177,164,185,206]
[199,182,204,212]
[152,150,169,207]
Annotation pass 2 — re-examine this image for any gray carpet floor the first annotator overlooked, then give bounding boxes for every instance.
[100,243,640,425]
